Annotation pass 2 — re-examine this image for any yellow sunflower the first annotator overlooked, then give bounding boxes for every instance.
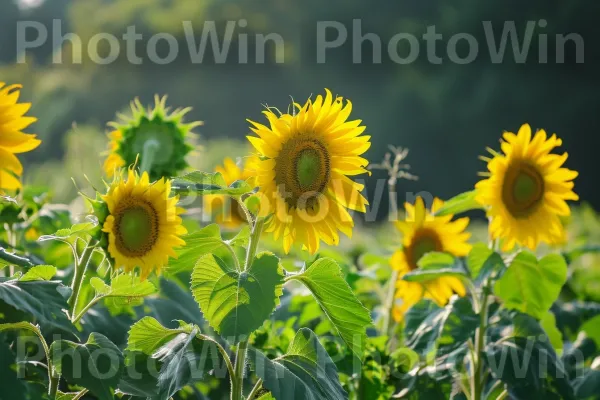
[392,197,471,321]
[247,89,370,254]
[100,169,187,279]
[0,83,41,191]
[204,157,255,229]
[475,123,578,250]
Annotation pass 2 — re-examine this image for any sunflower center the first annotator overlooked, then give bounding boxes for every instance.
[114,202,159,257]
[275,136,331,209]
[131,120,177,166]
[502,161,545,218]
[406,229,443,270]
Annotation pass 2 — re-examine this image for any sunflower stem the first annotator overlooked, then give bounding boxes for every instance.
[246,379,263,400]
[231,215,265,400]
[382,269,399,340]
[139,139,160,175]
[68,245,95,319]
[472,283,491,400]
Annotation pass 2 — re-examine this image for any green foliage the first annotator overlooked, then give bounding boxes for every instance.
[20,265,57,281]
[191,252,284,343]
[402,252,469,282]
[172,171,254,196]
[434,190,483,216]
[50,333,124,400]
[494,252,568,320]
[167,224,240,274]
[0,278,75,336]
[249,328,347,400]
[288,258,372,358]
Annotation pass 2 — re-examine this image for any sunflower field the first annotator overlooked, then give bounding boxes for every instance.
[2,2,600,399]
[1,82,599,400]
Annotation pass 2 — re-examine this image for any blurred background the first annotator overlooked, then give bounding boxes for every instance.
[1,0,598,219]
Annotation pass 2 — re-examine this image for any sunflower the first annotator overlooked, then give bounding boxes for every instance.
[247,89,370,254]
[99,169,187,279]
[475,124,578,250]
[103,96,202,181]
[0,83,41,191]
[392,197,471,321]
[204,157,255,228]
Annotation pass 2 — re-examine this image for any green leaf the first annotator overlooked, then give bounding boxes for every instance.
[540,312,563,352]
[0,279,75,335]
[433,190,483,216]
[167,224,229,274]
[19,265,57,281]
[191,252,284,343]
[289,258,372,358]
[123,318,223,399]
[127,316,189,355]
[0,333,27,400]
[228,225,251,248]
[466,244,505,285]
[494,252,567,320]
[0,248,34,268]
[403,252,469,283]
[155,326,222,400]
[404,297,478,360]
[90,274,156,299]
[38,216,98,244]
[50,333,124,400]
[249,328,347,400]
[486,314,574,400]
[172,171,253,196]
[572,369,600,399]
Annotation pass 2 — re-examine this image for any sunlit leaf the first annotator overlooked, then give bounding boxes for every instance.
[433,190,483,216]
[403,252,469,283]
[494,252,567,320]
[166,224,229,274]
[467,243,505,285]
[191,252,284,343]
[20,265,57,281]
[127,316,191,355]
[289,258,372,358]
[248,328,347,400]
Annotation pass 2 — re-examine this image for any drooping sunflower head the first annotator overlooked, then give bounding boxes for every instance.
[0,83,41,191]
[204,157,256,229]
[98,169,187,280]
[247,89,371,254]
[103,95,202,181]
[475,123,578,251]
[391,197,471,321]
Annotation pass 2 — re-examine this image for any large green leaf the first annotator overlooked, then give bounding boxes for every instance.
[289,258,372,358]
[167,224,231,274]
[124,317,222,400]
[0,279,75,335]
[0,332,27,400]
[433,190,483,216]
[402,252,469,283]
[485,313,574,400]
[127,316,191,355]
[249,328,347,400]
[50,333,124,400]
[494,252,567,320]
[172,171,254,196]
[466,243,505,285]
[191,252,284,343]
[404,297,478,360]
[572,369,600,399]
